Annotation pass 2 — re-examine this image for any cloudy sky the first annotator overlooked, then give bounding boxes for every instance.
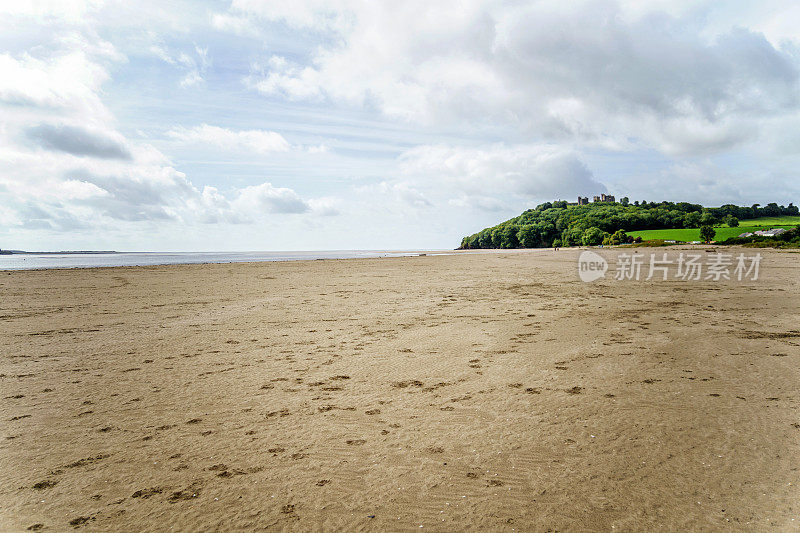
[1,1,799,251]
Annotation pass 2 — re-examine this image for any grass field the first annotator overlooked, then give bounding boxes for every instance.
[736,216,800,227]
[628,216,800,242]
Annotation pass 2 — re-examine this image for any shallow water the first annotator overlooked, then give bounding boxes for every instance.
[0,250,433,270]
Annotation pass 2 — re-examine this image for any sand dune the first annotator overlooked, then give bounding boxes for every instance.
[1,249,799,530]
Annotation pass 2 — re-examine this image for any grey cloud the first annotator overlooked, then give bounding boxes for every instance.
[265,2,800,156]
[238,183,311,214]
[449,195,508,212]
[80,174,175,207]
[105,205,172,222]
[514,154,607,199]
[400,145,606,205]
[394,184,432,208]
[67,170,196,222]
[261,195,309,214]
[495,7,799,151]
[15,202,89,231]
[27,124,132,160]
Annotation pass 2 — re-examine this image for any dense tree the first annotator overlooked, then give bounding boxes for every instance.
[699,212,717,226]
[499,225,520,248]
[724,215,739,227]
[490,228,503,248]
[610,229,630,245]
[683,212,701,228]
[561,227,583,247]
[699,225,716,242]
[459,199,798,249]
[581,227,606,246]
[517,225,539,248]
[478,230,493,248]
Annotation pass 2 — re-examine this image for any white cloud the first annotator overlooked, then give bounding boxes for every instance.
[150,44,210,87]
[399,144,606,202]
[0,0,103,21]
[167,124,291,153]
[240,0,800,156]
[0,51,111,120]
[253,55,324,101]
[234,182,310,214]
[448,195,508,212]
[0,20,331,236]
[211,12,259,36]
[356,181,432,209]
[305,144,329,154]
[308,197,341,216]
[3,1,800,250]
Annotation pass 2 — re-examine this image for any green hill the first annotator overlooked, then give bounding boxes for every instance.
[459,200,799,249]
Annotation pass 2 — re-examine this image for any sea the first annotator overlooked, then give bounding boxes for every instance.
[0,251,444,271]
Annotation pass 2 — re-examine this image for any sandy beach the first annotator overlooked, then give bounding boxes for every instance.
[1,249,799,531]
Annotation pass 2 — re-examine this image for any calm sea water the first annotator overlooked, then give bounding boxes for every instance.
[0,251,441,271]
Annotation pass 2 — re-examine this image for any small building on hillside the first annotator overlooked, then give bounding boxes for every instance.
[589,194,616,203]
[754,228,787,237]
[577,196,589,205]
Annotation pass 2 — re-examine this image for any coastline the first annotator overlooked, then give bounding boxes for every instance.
[0,250,461,272]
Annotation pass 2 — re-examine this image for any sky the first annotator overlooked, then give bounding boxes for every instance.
[1,0,799,251]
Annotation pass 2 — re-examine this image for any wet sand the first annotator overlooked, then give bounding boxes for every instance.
[1,249,799,531]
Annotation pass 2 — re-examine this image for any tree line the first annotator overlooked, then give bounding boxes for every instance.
[459,199,799,249]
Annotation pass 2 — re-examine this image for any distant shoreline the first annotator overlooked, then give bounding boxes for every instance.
[0,250,465,271]
[1,250,119,255]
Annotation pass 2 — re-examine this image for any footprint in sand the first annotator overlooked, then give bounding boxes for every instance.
[168,483,202,503]
[131,487,163,499]
[32,480,58,490]
[69,516,95,527]
[392,380,423,389]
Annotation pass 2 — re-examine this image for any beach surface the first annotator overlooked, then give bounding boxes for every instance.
[1,249,799,531]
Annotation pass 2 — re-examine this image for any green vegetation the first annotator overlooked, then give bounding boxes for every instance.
[627,223,798,242]
[459,200,799,249]
[720,225,800,248]
[737,216,800,227]
[699,225,716,243]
